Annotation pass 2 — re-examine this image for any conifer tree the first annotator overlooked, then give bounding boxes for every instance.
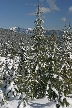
[14,37,30,107]
[0,58,6,106]
[53,24,72,108]
[0,39,7,106]
[2,40,18,100]
[60,24,72,97]
[46,27,72,108]
[45,34,62,106]
[28,0,48,99]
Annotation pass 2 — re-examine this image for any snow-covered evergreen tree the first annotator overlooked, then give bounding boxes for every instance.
[28,0,48,99]
[46,34,59,100]
[53,24,72,108]
[1,39,18,100]
[60,23,72,96]
[46,26,72,108]
[45,34,63,108]
[0,59,6,106]
[14,37,30,107]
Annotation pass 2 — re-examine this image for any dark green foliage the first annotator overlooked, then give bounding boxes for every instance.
[25,1,49,99]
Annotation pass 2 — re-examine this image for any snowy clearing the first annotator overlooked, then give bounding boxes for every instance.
[0,97,72,108]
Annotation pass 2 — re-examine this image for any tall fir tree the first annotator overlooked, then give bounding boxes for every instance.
[54,24,72,107]
[2,39,18,100]
[15,37,30,107]
[46,27,72,108]
[28,0,48,99]
[61,23,72,96]
[45,34,63,108]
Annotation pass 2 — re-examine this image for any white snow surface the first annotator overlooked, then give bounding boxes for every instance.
[0,97,72,108]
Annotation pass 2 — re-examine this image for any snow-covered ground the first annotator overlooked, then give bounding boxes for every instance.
[0,97,72,108]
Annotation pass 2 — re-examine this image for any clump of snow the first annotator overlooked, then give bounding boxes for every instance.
[28,28,33,31]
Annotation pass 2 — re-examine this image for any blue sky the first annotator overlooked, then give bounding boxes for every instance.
[0,0,72,30]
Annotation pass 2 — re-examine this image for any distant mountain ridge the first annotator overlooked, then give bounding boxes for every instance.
[10,26,63,36]
[10,27,33,35]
